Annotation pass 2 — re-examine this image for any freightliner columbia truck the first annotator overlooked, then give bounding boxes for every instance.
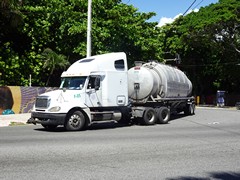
[28,52,195,130]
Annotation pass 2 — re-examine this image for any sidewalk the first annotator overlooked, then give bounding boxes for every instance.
[0,106,238,127]
[198,105,237,110]
[0,113,31,127]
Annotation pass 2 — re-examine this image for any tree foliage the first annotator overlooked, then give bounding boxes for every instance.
[0,0,240,97]
[42,48,69,86]
[0,0,159,86]
[159,0,240,95]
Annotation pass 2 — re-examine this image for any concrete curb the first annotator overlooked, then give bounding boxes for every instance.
[197,105,237,110]
[0,113,31,127]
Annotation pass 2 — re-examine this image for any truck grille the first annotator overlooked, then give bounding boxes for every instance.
[35,96,51,108]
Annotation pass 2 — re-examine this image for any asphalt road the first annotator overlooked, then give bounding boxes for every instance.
[0,107,240,180]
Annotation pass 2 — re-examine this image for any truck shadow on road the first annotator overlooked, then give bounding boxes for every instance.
[166,171,240,180]
[169,113,189,121]
[88,121,131,130]
[34,114,189,132]
[34,121,130,132]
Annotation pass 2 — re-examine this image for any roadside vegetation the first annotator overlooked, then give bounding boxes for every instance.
[0,0,239,96]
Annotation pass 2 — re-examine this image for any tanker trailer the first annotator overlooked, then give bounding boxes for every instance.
[128,61,195,125]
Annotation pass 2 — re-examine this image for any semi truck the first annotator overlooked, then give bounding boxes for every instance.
[28,52,195,130]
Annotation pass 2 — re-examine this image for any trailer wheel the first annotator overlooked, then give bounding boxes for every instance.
[157,107,170,124]
[184,104,195,115]
[141,108,156,125]
[192,104,195,115]
[65,111,85,131]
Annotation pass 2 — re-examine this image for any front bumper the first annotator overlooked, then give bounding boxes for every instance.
[27,112,66,125]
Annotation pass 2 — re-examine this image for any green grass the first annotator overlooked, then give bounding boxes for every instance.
[9,122,26,126]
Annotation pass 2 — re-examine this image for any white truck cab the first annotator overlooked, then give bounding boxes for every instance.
[30,52,130,130]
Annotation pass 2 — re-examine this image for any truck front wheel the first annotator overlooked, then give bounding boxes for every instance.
[65,111,86,131]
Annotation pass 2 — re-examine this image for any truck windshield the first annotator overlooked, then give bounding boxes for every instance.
[60,77,87,90]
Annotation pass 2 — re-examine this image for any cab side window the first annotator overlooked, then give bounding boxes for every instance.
[87,76,101,90]
[115,59,125,71]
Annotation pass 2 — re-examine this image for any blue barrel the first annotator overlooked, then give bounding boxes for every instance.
[216,90,225,107]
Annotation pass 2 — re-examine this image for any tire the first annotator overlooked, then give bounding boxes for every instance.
[157,107,170,124]
[141,108,156,125]
[184,104,190,115]
[184,104,195,115]
[42,125,58,130]
[65,111,86,131]
[191,104,195,115]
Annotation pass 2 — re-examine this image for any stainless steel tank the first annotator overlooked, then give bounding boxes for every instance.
[128,61,192,101]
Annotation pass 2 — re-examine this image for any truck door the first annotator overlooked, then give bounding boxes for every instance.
[86,76,102,107]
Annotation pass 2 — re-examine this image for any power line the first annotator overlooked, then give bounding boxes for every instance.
[193,0,204,9]
[183,0,197,15]
[123,0,131,4]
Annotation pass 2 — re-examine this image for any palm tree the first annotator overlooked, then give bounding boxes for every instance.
[42,48,70,86]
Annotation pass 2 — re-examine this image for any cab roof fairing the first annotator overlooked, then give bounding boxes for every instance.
[61,52,127,77]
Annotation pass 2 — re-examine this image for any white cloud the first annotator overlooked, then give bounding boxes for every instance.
[157,9,199,27]
[188,8,199,14]
[157,17,174,27]
[157,14,182,27]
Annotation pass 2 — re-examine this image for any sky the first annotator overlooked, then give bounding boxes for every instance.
[122,0,219,26]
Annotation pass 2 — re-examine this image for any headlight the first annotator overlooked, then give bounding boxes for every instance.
[49,106,61,112]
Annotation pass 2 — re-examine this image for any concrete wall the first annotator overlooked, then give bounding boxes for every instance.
[1,86,57,114]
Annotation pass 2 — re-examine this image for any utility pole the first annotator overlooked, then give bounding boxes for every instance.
[87,0,92,57]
